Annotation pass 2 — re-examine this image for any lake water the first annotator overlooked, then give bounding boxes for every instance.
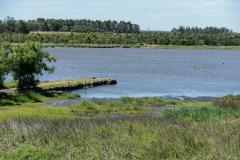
[43,48,240,98]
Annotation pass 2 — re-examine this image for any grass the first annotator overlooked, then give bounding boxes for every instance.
[71,98,153,114]
[0,117,240,159]
[0,92,43,106]
[0,90,79,106]
[0,144,58,160]
[0,91,80,120]
[162,105,240,121]
[0,94,240,159]
[0,97,163,120]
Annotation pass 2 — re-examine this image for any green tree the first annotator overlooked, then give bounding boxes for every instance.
[10,42,55,90]
[0,20,6,33]
[15,20,29,34]
[5,17,16,32]
[0,43,11,88]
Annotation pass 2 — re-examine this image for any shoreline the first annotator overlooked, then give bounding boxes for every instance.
[43,43,240,50]
[11,43,240,50]
[47,95,218,107]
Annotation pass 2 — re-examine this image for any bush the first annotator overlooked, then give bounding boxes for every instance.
[214,95,240,110]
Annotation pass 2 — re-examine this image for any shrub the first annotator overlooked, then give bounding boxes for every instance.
[214,95,240,110]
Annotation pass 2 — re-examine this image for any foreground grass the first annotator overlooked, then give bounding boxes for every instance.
[0,116,240,159]
[0,94,240,159]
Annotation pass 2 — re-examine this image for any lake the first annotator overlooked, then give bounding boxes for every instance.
[43,48,240,98]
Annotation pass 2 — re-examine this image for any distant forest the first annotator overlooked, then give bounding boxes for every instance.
[1,17,240,46]
[0,17,140,33]
[2,31,240,46]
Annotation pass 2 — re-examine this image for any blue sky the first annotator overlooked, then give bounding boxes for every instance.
[0,0,239,32]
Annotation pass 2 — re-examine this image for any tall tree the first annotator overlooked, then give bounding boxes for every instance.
[5,17,16,32]
[15,20,29,34]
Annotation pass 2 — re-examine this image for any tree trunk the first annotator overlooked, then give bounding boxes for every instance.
[0,78,4,89]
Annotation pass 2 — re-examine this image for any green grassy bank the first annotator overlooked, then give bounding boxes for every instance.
[1,78,117,95]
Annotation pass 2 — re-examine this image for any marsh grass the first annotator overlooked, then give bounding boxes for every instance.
[0,117,240,159]
[71,98,152,115]
[0,96,240,159]
[162,105,240,121]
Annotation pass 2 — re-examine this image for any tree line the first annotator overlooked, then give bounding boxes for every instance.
[0,17,140,34]
[0,17,239,46]
[1,31,240,46]
[0,42,55,90]
[171,26,233,34]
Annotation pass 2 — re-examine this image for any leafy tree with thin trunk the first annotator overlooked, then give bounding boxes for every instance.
[10,42,55,90]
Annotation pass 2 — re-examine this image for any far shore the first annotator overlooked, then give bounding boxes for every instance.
[42,44,240,50]
[11,43,240,50]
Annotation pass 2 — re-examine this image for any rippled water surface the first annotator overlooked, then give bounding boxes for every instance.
[43,48,240,98]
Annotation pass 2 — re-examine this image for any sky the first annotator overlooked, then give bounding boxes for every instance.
[0,0,239,32]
